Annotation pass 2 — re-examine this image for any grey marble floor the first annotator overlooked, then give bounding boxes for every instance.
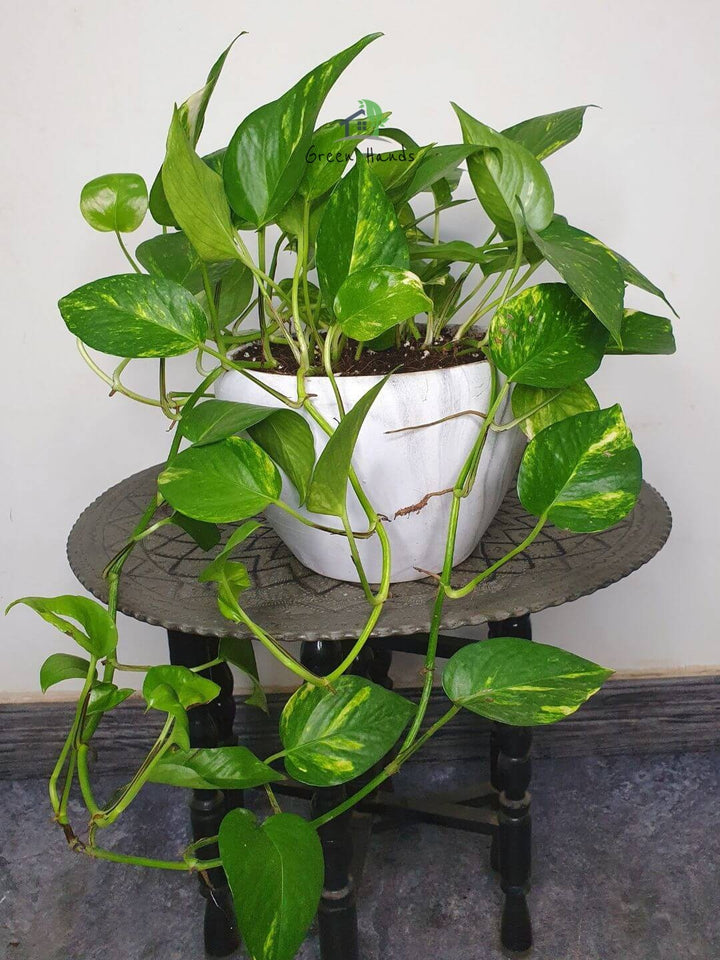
[1,752,718,960]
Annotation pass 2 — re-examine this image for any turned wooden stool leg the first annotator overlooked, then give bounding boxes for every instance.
[301,640,360,960]
[487,615,533,952]
[168,631,239,958]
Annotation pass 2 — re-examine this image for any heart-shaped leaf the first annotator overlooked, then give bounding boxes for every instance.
[149,35,243,226]
[306,376,388,517]
[219,636,268,713]
[453,103,554,233]
[142,681,191,749]
[316,158,409,308]
[180,399,280,446]
[502,105,594,161]
[159,437,281,523]
[526,217,625,342]
[149,746,281,790]
[280,675,415,787]
[333,265,432,341]
[80,173,148,233]
[442,637,612,725]
[162,108,242,262]
[86,681,134,715]
[58,274,207,358]
[219,809,323,960]
[39,653,94,693]
[486,283,608,387]
[605,310,676,355]
[517,404,642,532]
[224,34,382,228]
[143,665,220,710]
[248,410,316,504]
[511,381,599,439]
[7,595,118,657]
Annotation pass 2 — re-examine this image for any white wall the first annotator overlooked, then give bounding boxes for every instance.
[2,0,717,694]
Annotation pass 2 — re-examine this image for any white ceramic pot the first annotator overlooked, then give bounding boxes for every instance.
[216,361,524,583]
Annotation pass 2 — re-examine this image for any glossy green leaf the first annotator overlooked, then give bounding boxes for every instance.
[219,635,268,713]
[58,274,207,358]
[280,675,414,786]
[298,119,354,200]
[170,512,221,550]
[442,637,612,725]
[527,217,625,342]
[39,653,94,693]
[135,231,235,294]
[224,33,382,227]
[306,376,388,517]
[248,410,316,504]
[80,173,148,233]
[149,745,281,790]
[142,681,190,749]
[219,809,323,960]
[7,595,117,657]
[86,681,134,715]
[162,108,241,262]
[605,310,676,355]
[316,158,409,308]
[158,437,281,523]
[180,399,279,446]
[150,36,243,226]
[453,103,554,233]
[199,520,262,590]
[398,143,477,201]
[206,261,255,326]
[333,265,432,342]
[408,240,497,265]
[144,665,220,710]
[517,404,642,532]
[511,381,599,439]
[502,105,593,161]
[486,283,608,387]
[610,249,677,317]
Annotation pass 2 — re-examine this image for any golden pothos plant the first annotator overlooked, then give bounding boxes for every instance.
[7,31,676,960]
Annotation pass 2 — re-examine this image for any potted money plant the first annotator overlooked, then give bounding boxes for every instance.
[7,32,676,960]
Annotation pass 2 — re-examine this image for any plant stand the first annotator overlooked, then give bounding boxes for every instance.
[67,465,671,958]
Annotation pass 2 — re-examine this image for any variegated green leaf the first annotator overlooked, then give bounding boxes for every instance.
[148,746,281,790]
[247,409,316,505]
[442,637,612,725]
[486,283,608,388]
[179,399,280,446]
[527,216,625,342]
[511,381,599,439]
[149,35,243,226]
[58,274,207,358]
[502,105,594,161]
[333,265,431,342]
[80,173,148,233]
[135,231,236,295]
[453,103,554,233]
[219,810,323,960]
[224,34,381,227]
[280,675,415,787]
[610,249,678,317]
[316,157,409,308]
[7,595,118,658]
[605,309,676,355]
[158,437,281,523]
[517,404,642,532]
[162,107,242,262]
[298,119,354,200]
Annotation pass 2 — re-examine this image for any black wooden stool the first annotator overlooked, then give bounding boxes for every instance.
[68,465,671,957]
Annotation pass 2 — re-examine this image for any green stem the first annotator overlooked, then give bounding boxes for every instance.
[256,227,275,364]
[77,743,100,815]
[201,263,224,356]
[444,515,547,599]
[273,499,376,539]
[83,845,215,871]
[115,231,141,273]
[51,656,97,823]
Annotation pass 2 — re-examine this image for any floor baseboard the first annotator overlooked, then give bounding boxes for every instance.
[2,674,718,780]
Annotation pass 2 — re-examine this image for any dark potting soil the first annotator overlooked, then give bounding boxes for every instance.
[235,331,487,376]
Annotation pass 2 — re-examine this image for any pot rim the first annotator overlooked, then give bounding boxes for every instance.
[228,353,489,385]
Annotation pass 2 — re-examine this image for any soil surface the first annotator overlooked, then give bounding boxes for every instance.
[235,330,487,376]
